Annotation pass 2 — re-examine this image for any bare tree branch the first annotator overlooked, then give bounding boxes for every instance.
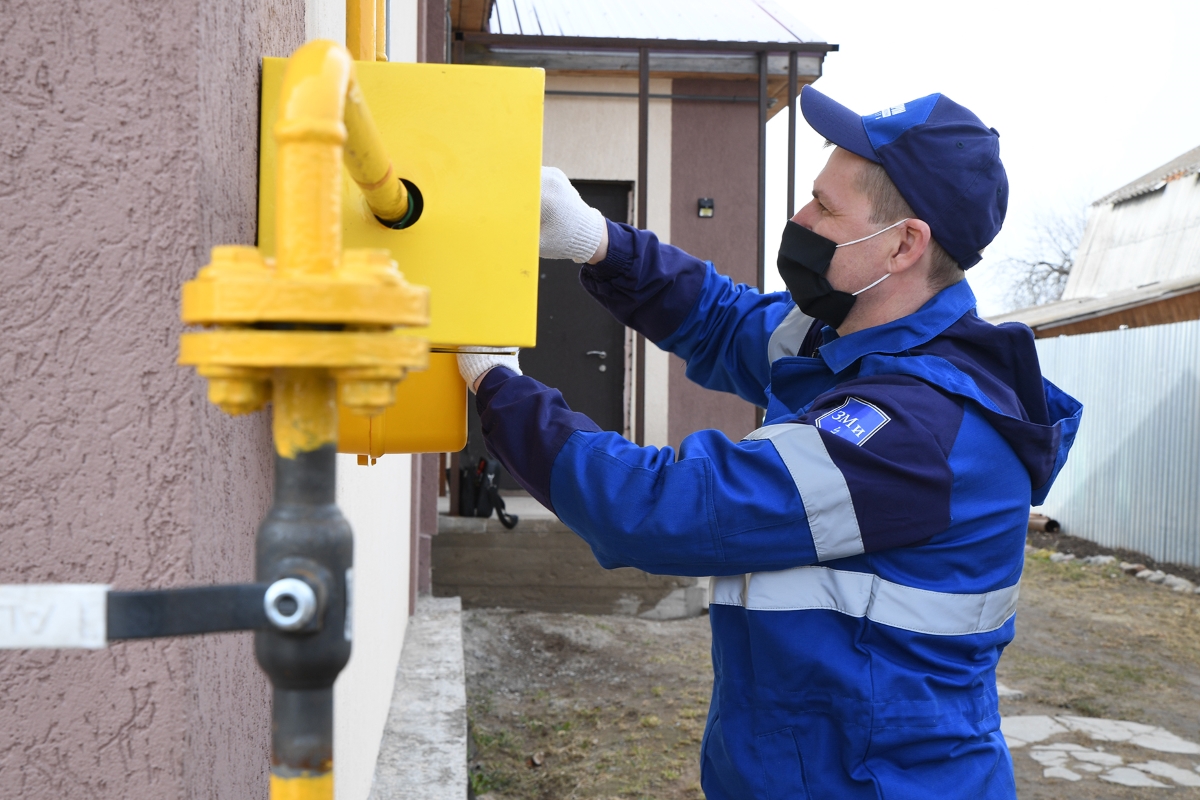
[998,205,1088,310]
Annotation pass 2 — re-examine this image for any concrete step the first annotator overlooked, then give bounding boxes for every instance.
[369,596,467,800]
[433,508,706,619]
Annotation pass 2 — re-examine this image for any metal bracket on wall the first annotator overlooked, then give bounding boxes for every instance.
[0,580,325,648]
[108,583,276,639]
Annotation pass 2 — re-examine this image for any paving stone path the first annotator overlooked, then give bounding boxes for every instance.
[1000,545,1200,798]
[1003,713,1200,788]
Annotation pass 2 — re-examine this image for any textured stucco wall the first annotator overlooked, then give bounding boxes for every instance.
[668,79,760,451]
[0,1,303,797]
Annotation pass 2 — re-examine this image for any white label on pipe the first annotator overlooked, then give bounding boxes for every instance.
[0,584,108,649]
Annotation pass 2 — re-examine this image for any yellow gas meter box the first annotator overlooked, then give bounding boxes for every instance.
[257,59,544,456]
[336,352,467,461]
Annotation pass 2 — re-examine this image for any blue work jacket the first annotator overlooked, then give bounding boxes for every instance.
[475,221,1082,799]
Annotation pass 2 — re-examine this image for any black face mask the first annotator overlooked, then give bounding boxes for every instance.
[776,220,856,328]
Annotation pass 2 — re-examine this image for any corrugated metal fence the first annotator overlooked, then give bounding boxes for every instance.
[1036,319,1200,566]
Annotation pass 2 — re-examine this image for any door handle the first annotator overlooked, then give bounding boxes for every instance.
[585,350,607,360]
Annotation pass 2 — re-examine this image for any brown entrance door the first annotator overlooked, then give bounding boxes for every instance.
[520,180,631,433]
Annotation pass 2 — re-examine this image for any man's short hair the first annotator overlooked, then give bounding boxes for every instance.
[855,160,963,291]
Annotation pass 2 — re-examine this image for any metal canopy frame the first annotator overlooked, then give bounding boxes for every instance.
[454,31,838,444]
[456,32,837,54]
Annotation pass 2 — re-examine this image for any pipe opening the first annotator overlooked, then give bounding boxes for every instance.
[377,179,424,230]
[1028,513,1061,534]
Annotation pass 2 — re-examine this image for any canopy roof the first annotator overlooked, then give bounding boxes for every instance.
[486,0,822,44]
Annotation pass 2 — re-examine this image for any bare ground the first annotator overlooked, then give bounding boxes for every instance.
[464,540,1200,799]
[463,609,712,799]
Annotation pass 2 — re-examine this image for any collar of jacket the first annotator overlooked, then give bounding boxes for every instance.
[815,280,978,375]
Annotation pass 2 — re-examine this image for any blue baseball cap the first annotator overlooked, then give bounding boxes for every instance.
[800,86,1008,269]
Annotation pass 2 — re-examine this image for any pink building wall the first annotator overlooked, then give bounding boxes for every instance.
[668,78,761,450]
[0,1,303,795]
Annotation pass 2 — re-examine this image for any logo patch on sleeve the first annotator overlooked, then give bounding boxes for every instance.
[814,397,890,446]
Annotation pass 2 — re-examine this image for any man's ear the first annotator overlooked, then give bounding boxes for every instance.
[890,219,932,275]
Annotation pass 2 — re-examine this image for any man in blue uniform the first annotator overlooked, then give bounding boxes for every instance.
[457,87,1081,798]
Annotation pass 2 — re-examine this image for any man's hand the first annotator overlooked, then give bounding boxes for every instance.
[457,348,521,393]
[540,166,607,264]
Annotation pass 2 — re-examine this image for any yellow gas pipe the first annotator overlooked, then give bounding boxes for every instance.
[181,39,430,455]
[375,0,387,61]
[276,38,410,269]
[179,40,431,800]
[347,0,389,63]
[270,771,336,800]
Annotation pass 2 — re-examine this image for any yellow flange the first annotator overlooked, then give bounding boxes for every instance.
[180,330,428,418]
[179,330,428,369]
[182,246,429,327]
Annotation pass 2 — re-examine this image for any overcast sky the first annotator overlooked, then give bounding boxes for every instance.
[762,0,1200,315]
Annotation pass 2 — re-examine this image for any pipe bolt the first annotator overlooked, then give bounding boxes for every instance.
[199,245,270,280]
[339,379,398,418]
[264,577,319,632]
[337,367,405,417]
[200,366,272,415]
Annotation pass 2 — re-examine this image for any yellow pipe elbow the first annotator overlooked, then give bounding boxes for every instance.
[343,81,409,222]
[274,41,409,276]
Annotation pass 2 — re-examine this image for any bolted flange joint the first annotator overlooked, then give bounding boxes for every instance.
[178,245,431,420]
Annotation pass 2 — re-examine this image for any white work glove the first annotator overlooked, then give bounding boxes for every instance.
[457,348,521,393]
[540,166,606,263]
